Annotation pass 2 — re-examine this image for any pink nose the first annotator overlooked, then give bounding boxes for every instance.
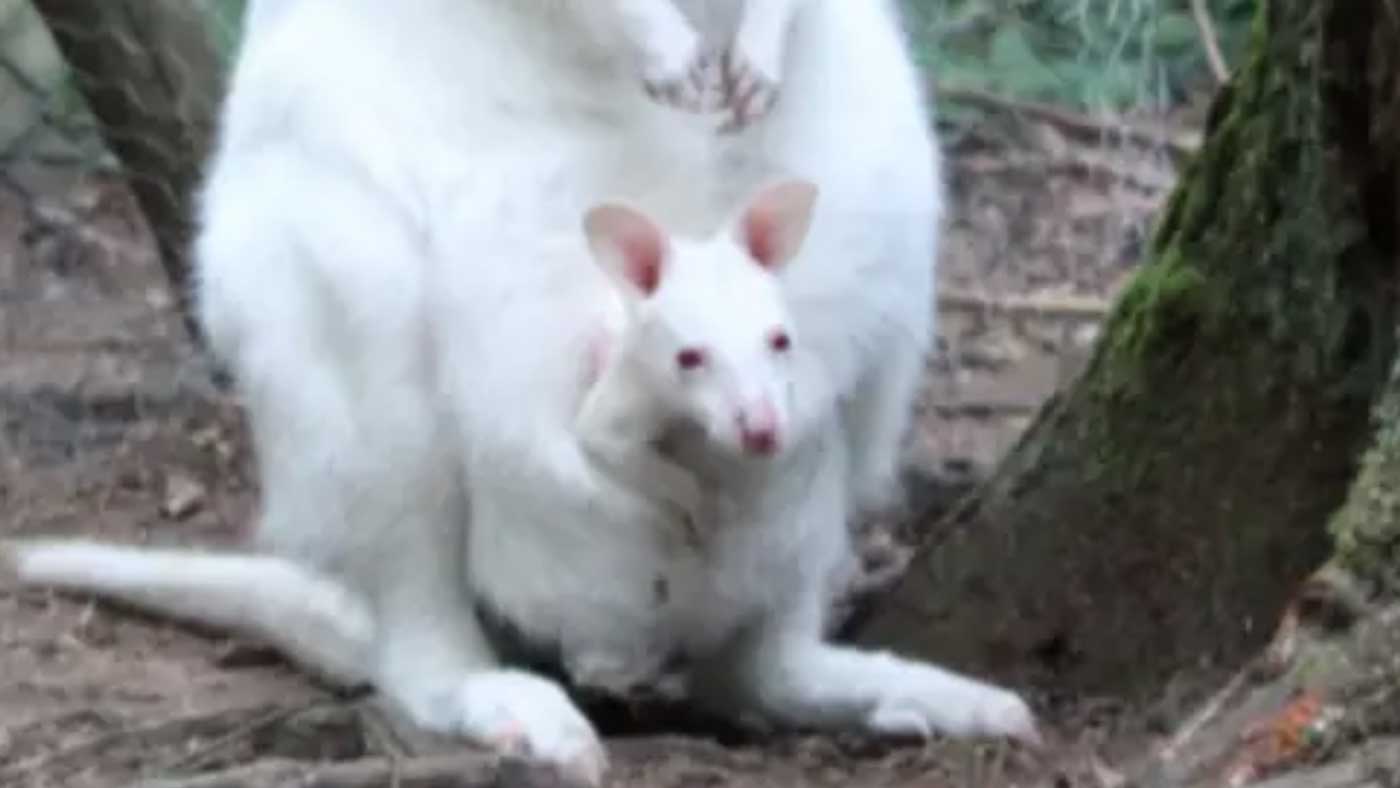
[742,427,778,455]
[738,403,780,456]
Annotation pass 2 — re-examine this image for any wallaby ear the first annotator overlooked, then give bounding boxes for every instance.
[735,179,819,271]
[583,202,669,298]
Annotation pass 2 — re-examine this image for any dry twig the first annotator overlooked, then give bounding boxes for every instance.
[936,85,1202,159]
[135,752,571,788]
[956,149,1179,195]
[1191,0,1231,84]
[0,706,289,785]
[149,704,317,776]
[938,290,1111,321]
[1243,736,1400,788]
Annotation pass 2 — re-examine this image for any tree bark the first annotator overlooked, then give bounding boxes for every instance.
[28,0,225,345]
[858,0,1400,709]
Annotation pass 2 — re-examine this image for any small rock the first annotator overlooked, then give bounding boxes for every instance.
[116,466,151,491]
[145,286,174,310]
[214,640,286,670]
[1073,322,1101,348]
[160,472,207,520]
[191,424,237,464]
[190,425,223,450]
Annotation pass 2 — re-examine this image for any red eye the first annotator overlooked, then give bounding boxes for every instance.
[769,329,791,353]
[676,348,706,370]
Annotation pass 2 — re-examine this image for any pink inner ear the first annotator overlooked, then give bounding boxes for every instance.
[621,230,663,294]
[744,210,780,268]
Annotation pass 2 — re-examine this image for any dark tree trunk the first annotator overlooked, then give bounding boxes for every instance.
[29,0,224,345]
[858,0,1400,717]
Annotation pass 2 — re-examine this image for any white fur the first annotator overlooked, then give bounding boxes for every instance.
[3,541,371,686]
[561,181,1036,739]
[579,179,815,469]
[5,0,1035,782]
[615,0,722,112]
[615,0,805,128]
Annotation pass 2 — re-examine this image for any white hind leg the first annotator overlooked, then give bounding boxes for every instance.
[843,339,927,513]
[687,435,1035,745]
[369,538,605,786]
[197,152,603,782]
[698,623,1040,744]
[241,280,603,784]
[690,517,1036,744]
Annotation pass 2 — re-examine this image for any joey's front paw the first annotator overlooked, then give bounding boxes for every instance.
[718,45,781,132]
[865,660,1041,747]
[654,466,705,532]
[434,671,607,785]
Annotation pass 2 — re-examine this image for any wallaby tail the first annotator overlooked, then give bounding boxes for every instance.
[1,539,373,687]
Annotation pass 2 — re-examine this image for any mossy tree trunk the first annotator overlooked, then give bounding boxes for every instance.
[858,0,1400,711]
[30,0,224,345]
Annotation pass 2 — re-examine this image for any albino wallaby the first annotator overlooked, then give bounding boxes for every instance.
[4,0,1017,783]
[3,182,1034,781]
[559,179,1040,741]
[572,178,822,524]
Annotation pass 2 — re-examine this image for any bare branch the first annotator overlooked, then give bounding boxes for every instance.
[938,289,1111,321]
[935,84,1202,159]
[1191,0,1231,84]
[137,752,573,788]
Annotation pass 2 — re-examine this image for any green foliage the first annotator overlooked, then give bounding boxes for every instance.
[196,0,247,60]
[0,1,95,156]
[901,0,1257,110]
[1,0,244,167]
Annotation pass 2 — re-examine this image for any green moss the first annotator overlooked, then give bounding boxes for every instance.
[1098,254,1216,397]
[1329,358,1400,595]
[1076,0,1390,496]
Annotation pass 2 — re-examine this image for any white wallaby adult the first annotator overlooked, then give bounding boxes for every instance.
[3,0,1027,783]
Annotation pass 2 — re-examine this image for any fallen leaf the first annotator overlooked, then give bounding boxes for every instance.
[160,471,207,520]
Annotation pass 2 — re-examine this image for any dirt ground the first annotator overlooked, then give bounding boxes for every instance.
[0,105,1180,787]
